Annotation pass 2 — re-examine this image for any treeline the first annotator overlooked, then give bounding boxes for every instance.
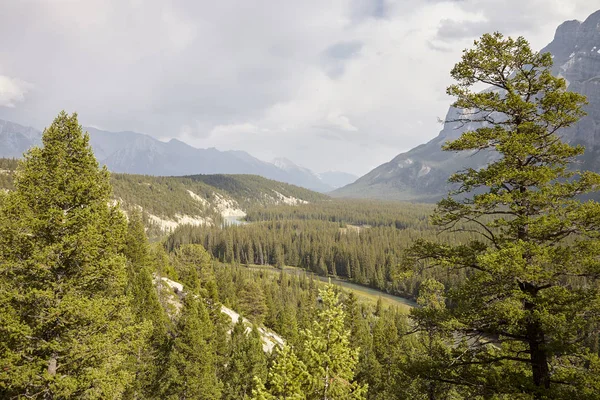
[244,199,434,229]
[0,158,329,235]
[165,218,472,300]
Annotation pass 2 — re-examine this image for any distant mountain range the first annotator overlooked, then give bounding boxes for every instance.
[333,9,600,201]
[0,120,356,192]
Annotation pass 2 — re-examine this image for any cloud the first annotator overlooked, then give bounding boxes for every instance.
[322,41,363,78]
[321,112,359,132]
[209,123,260,137]
[432,0,597,43]
[0,75,32,108]
[436,18,489,41]
[0,0,597,175]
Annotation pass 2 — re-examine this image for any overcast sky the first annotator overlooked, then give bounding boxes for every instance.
[0,1,597,175]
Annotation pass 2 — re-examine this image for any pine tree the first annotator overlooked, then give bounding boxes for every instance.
[405,33,600,399]
[159,295,221,399]
[222,319,268,399]
[300,285,367,400]
[123,211,170,399]
[173,243,213,294]
[407,280,461,400]
[239,280,268,324]
[252,345,309,400]
[0,111,143,398]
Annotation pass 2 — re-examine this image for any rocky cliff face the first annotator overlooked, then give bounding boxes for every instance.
[334,10,600,201]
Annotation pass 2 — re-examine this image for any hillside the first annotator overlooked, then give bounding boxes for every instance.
[333,10,600,201]
[0,158,329,235]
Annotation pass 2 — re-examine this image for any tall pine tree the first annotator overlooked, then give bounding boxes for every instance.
[222,319,268,399]
[405,33,600,399]
[159,295,221,399]
[0,112,143,398]
[300,285,366,400]
[123,211,170,399]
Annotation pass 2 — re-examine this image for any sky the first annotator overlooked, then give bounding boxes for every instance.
[0,1,597,176]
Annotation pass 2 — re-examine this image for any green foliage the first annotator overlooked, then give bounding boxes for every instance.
[0,112,143,398]
[298,285,366,399]
[222,320,268,399]
[255,284,366,400]
[0,157,328,240]
[405,33,600,399]
[0,158,17,191]
[166,204,470,300]
[109,172,328,237]
[245,199,434,229]
[123,211,171,399]
[253,345,309,400]
[238,281,268,324]
[172,243,214,294]
[159,295,221,399]
[188,174,329,207]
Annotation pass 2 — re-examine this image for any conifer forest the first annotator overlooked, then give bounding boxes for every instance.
[2,30,600,400]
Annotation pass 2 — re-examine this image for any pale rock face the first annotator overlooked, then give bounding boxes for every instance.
[212,193,246,218]
[333,10,600,202]
[157,274,285,353]
[271,190,308,205]
[146,213,211,231]
[186,190,209,207]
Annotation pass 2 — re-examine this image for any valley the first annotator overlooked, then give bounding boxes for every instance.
[2,6,600,400]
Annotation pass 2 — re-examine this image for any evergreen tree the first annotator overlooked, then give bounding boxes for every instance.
[300,285,367,400]
[252,345,309,400]
[0,112,143,398]
[173,243,213,294]
[222,319,268,399]
[407,280,462,400]
[123,211,170,399]
[405,33,600,399]
[160,295,221,399]
[239,280,268,324]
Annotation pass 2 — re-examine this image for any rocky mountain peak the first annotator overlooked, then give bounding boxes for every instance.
[333,9,600,202]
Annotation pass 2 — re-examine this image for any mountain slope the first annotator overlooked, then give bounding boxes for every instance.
[333,10,600,201]
[272,157,333,192]
[0,158,329,235]
[0,123,335,192]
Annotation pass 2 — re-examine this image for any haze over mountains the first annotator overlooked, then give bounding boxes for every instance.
[333,9,600,201]
[0,120,357,192]
[3,9,598,201]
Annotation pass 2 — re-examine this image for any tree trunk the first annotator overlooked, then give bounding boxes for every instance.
[527,318,550,398]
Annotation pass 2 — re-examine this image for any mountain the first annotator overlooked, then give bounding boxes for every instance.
[0,122,335,192]
[272,157,333,192]
[333,9,600,202]
[0,157,328,236]
[0,120,42,158]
